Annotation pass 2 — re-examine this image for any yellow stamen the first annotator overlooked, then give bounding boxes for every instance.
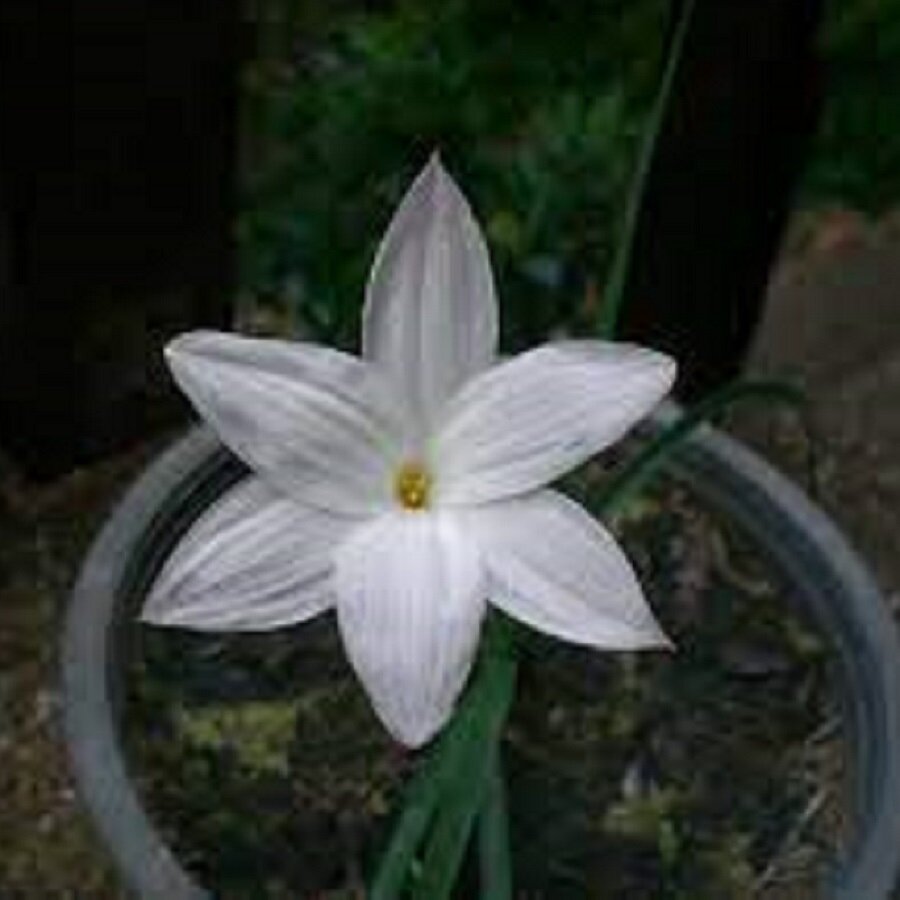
[394,461,431,510]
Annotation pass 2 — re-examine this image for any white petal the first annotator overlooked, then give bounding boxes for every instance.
[363,154,498,429]
[334,510,487,747]
[466,490,670,649]
[142,476,351,630]
[434,341,676,505]
[166,331,405,515]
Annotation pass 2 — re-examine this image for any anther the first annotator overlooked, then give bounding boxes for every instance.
[394,462,431,510]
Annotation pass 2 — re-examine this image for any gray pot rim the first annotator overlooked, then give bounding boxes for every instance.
[61,408,900,899]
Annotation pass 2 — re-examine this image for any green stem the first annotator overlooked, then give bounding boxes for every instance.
[478,759,513,900]
[597,0,697,339]
[412,620,518,900]
[368,743,456,899]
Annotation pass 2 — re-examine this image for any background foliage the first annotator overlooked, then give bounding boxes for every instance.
[238,0,900,346]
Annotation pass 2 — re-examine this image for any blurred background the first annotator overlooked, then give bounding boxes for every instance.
[1,0,899,894]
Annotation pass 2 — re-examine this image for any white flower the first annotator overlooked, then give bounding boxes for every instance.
[142,155,676,748]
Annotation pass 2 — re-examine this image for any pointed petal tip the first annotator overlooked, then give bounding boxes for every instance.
[164,330,225,372]
[138,607,211,631]
[138,604,173,628]
[426,147,449,178]
[163,332,190,363]
[597,620,675,653]
[164,329,226,359]
[588,340,678,392]
[139,586,194,628]
[607,341,679,395]
[656,351,678,393]
[419,148,458,201]
[387,716,443,749]
[653,627,676,652]
[615,612,674,652]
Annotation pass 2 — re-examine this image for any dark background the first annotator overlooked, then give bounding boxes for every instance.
[0,0,832,477]
[0,2,238,475]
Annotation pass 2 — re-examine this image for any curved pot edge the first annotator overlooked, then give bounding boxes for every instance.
[656,404,900,899]
[61,429,219,899]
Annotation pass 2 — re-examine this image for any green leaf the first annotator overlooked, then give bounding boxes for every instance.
[369,618,518,900]
[477,760,513,900]
[596,380,808,516]
[412,619,518,900]
[597,0,697,339]
[369,696,479,898]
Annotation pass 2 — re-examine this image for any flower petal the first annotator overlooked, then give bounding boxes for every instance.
[434,340,676,505]
[142,476,351,630]
[166,331,404,515]
[363,154,498,429]
[334,510,487,747]
[466,490,670,649]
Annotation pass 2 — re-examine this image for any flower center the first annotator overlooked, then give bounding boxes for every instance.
[394,461,431,510]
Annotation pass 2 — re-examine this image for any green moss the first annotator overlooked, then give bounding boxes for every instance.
[176,700,296,776]
[602,786,684,842]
